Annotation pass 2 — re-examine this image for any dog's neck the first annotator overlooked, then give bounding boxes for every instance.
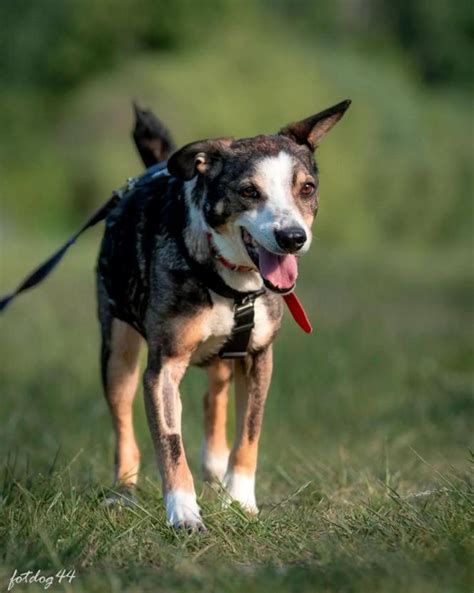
[183,179,263,293]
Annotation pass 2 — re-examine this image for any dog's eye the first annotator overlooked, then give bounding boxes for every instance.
[239,186,260,200]
[300,182,315,197]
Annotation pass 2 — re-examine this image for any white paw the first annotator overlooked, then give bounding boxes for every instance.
[165,490,206,531]
[222,471,258,514]
[200,443,229,482]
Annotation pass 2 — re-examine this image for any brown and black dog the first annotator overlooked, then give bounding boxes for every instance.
[97,100,351,530]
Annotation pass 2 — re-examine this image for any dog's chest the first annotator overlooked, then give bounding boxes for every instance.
[191,294,274,364]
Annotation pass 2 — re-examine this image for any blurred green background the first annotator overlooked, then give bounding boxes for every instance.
[0,3,473,592]
[0,0,472,247]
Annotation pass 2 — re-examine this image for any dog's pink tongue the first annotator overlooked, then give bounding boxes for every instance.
[258,247,298,290]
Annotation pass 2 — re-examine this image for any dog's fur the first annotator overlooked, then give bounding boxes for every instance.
[97,100,351,529]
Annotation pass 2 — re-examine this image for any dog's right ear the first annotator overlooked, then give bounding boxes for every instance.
[167,138,233,181]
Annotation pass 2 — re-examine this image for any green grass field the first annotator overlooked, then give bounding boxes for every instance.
[0,234,472,592]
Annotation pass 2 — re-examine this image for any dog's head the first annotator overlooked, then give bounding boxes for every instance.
[168,100,351,294]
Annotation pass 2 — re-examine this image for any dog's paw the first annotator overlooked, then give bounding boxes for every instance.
[165,490,206,532]
[200,443,229,482]
[222,471,259,515]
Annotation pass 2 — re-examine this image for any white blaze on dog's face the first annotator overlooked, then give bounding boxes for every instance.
[238,150,314,253]
[168,100,351,294]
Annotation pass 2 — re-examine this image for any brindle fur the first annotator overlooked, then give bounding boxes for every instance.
[97,100,350,529]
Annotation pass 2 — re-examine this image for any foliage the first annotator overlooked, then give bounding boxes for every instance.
[0,8,472,248]
[271,0,474,88]
[0,0,231,94]
[1,1,472,95]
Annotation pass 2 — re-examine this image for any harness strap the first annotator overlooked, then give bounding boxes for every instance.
[219,289,266,359]
[174,225,267,359]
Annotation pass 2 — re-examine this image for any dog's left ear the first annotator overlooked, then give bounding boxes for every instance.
[168,138,233,181]
[279,99,351,150]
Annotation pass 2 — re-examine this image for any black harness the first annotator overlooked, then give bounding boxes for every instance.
[218,289,266,358]
[0,164,265,359]
[172,217,266,359]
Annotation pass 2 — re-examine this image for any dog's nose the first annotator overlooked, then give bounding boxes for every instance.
[274,226,307,252]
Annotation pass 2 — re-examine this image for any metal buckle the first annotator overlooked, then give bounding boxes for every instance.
[234,300,254,314]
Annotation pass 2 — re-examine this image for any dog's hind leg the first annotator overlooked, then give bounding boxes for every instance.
[101,317,142,488]
[223,345,273,514]
[201,359,232,482]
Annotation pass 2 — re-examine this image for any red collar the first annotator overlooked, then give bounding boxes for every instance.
[207,232,313,334]
[207,233,255,272]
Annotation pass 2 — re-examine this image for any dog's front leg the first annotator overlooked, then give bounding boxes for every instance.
[224,345,273,514]
[143,351,204,530]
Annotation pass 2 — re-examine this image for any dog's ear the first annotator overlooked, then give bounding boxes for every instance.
[168,138,233,181]
[279,100,351,150]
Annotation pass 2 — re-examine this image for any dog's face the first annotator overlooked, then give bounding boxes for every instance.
[168,100,351,293]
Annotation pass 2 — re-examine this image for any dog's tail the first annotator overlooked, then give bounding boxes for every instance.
[0,102,175,312]
[132,101,176,167]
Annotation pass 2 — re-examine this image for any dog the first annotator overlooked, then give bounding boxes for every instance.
[97,99,351,530]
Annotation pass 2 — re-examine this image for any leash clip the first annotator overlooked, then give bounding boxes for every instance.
[125,176,138,192]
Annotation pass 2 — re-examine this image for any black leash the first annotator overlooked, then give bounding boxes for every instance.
[1,162,266,359]
[0,162,168,313]
[0,191,122,312]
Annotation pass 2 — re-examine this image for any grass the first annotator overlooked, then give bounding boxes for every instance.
[0,234,473,592]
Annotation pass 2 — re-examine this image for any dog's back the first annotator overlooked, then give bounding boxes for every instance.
[97,105,192,336]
